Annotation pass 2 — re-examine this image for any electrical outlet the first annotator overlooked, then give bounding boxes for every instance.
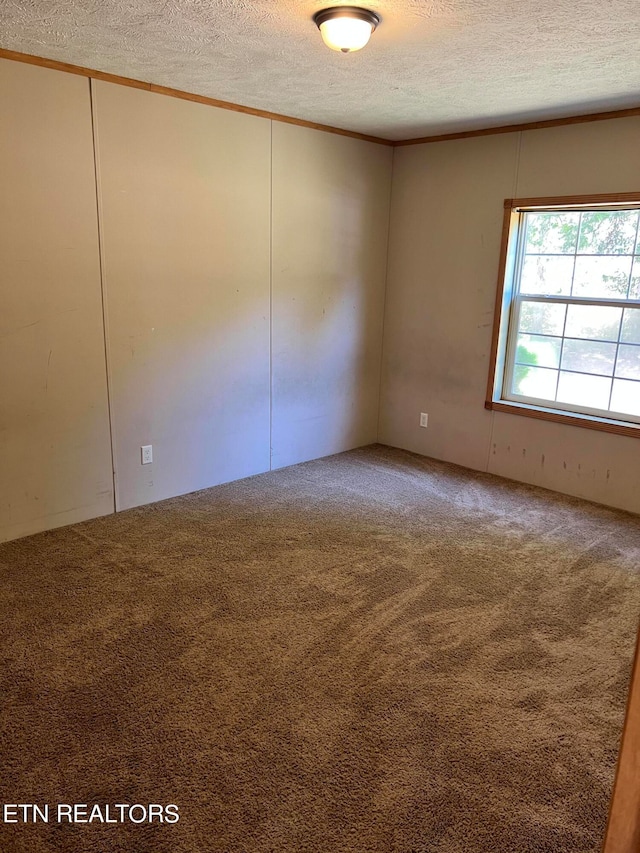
[141,445,153,465]
[419,413,429,428]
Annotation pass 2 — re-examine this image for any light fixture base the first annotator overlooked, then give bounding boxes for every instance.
[313,7,380,31]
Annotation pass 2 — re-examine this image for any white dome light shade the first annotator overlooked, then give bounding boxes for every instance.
[313,7,380,53]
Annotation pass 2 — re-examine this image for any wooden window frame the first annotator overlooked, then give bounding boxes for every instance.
[485,192,640,439]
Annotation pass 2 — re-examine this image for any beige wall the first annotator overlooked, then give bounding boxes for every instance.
[1,58,392,538]
[92,81,272,510]
[0,60,113,542]
[271,123,392,468]
[5,54,638,540]
[380,117,640,514]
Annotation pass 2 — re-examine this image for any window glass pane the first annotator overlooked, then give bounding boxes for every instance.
[572,256,632,299]
[519,301,566,336]
[520,256,573,295]
[610,379,640,417]
[556,372,612,409]
[621,308,640,344]
[524,212,579,254]
[630,258,640,300]
[515,334,561,368]
[561,339,617,376]
[512,365,558,399]
[578,210,638,254]
[564,304,622,341]
[615,344,640,380]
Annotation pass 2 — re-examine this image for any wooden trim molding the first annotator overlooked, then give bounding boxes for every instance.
[0,47,393,147]
[485,205,516,405]
[505,192,640,210]
[603,626,640,853]
[485,401,640,440]
[2,47,640,148]
[395,105,640,147]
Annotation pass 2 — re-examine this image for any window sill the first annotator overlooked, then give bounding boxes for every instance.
[484,399,640,439]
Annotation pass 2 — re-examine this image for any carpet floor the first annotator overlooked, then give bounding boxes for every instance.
[1,444,639,853]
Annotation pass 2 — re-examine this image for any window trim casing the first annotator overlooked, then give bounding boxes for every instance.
[485,192,640,439]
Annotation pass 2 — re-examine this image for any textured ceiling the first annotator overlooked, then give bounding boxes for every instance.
[1,0,640,140]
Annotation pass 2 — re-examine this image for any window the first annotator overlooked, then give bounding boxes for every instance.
[486,193,640,437]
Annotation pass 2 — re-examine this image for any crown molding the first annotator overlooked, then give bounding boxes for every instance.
[2,46,639,148]
[0,47,394,147]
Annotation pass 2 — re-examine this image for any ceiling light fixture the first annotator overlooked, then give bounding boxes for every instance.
[313,7,380,53]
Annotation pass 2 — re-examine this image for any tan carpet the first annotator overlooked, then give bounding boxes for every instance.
[1,444,639,853]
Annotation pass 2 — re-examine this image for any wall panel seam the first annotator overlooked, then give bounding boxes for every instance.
[89,78,118,513]
[269,120,274,470]
[486,132,521,473]
[513,130,523,199]
[375,146,396,442]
